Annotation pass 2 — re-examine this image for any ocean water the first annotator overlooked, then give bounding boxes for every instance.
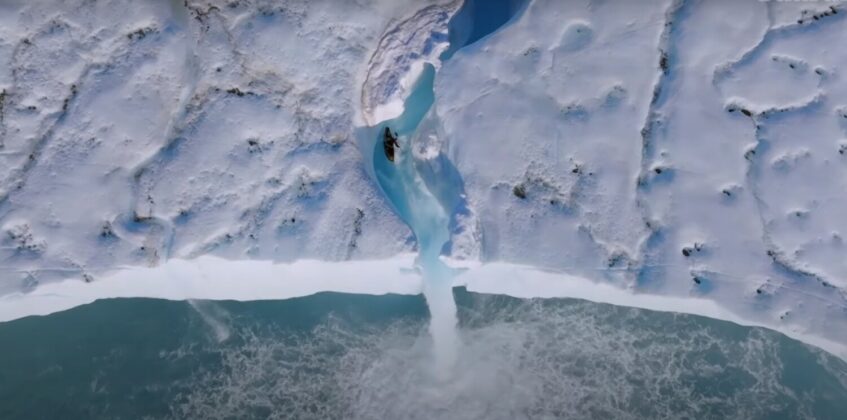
[1,289,845,419]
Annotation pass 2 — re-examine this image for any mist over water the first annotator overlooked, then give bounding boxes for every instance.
[1,291,845,419]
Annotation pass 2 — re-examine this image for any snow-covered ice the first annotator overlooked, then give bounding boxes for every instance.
[0,0,434,293]
[434,0,847,355]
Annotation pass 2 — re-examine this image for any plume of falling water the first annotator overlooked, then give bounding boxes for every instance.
[421,258,460,378]
[379,129,460,378]
[188,299,232,343]
[415,198,459,379]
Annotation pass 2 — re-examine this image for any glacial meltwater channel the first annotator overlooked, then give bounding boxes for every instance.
[364,0,530,375]
[370,63,459,374]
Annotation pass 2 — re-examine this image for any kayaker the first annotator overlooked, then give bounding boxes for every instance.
[383,127,400,162]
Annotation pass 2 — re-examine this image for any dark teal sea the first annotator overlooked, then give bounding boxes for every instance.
[1,288,845,419]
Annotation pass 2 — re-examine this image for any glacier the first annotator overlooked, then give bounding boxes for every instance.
[1,0,847,363]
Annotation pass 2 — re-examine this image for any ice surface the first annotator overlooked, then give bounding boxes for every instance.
[0,0,444,293]
[434,0,847,351]
[1,0,847,358]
